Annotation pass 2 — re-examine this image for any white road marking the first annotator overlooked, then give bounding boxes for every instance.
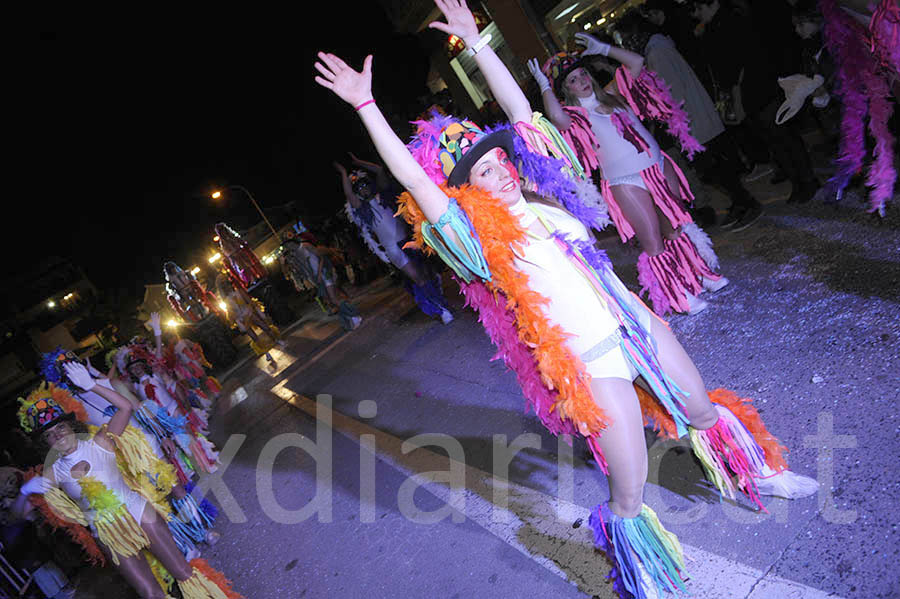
[276,390,843,599]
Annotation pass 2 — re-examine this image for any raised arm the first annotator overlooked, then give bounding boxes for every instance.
[334,161,360,208]
[429,0,532,124]
[148,312,163,360]
[527,58,572,130]
[575,33,644,77]
[349,152,391,192]
[314,52,451,224]
[64,362,132,446]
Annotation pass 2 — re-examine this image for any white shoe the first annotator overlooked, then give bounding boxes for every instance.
[205,530,221,545]
[686,293,709,314]
[634,557,661,599]
[756,469,819,499]
[440,309,454,324]
[185,546,201,561]
[349,316,363,329]
[702,276,729,293]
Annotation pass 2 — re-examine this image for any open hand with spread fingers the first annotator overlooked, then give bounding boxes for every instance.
[314,52,374,107]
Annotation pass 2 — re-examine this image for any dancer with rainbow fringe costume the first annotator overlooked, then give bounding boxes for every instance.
[526,39,728,316]
[15,363,240,599]
[314,1,818,596]
[335,154,455,324]
[40,348,218,561]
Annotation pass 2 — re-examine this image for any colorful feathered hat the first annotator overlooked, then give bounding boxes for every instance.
[542,51,584,95]
[39,347,85,390]
[17,382,88,435]
[407,112,514,188]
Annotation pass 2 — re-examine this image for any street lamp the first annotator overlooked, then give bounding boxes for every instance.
[210,185,280,240]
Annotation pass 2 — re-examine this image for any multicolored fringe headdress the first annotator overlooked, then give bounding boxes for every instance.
[17,382,88,435]
[39,347,85,390]
[406,112,515,188]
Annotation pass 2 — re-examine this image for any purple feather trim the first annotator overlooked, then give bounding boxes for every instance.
[862,62,896,216]
[406,110,459,186]
[458,279,576,436]
[486,122,605,230]
[589,504,630,598]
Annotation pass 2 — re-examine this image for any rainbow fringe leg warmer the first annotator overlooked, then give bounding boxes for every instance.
[589,503,688,599]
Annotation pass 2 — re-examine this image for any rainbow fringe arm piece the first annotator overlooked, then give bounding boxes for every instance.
[419,198,492,283]
[181,559,243,599]
[615,66,705,160]
[78,476,151,564]
[527,112,586,178]
[589,503,688,599]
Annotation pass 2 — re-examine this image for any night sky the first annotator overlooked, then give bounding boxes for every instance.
[16,6,431,308]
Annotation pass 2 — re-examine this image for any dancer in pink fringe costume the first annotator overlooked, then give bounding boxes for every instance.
[528,35,728,316]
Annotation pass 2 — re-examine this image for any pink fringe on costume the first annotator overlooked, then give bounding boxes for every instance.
[692,413,766,511]
[615,66,705,160]
[600,153,694,244]
[560,106,601,176]
[668,234,719,283]
[647,249,696,314]
[636,253,673,316]
[611,112,651,154]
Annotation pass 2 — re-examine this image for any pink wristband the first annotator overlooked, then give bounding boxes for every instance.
[355,99,375,111]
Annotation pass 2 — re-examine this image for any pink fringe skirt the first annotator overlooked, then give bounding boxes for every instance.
[600,151,694,243]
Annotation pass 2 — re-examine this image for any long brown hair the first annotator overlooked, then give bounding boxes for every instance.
[560,68,629,113]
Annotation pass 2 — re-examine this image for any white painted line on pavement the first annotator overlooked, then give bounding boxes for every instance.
[278,392,843,599]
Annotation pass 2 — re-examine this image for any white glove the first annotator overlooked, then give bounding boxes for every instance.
[527,58,551,93]
[20,476,52,496]
[63,362,96,391]
[148,312,162,337]
[575,33,611,57]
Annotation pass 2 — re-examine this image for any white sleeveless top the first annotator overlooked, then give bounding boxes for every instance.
[578,93,660,180]
[52,438,148,525]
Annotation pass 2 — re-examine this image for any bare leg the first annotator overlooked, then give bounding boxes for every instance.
[611,184,666,256]
[400,261,428,287]
[588,377,648,519]
[109,549,168,598]
[648,316,718,429]
[141,506,194,582]
[324,284,342,307]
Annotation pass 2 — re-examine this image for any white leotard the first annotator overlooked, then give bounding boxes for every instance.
[52,438,148,526]
[509,196,653,381]
[578,93,660,182]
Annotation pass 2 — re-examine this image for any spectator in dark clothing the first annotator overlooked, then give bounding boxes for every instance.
[690,0,820,205]
[616,10,763,229]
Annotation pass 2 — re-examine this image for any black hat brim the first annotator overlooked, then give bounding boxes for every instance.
[31,411,76,438]
[553,58,586,95]
[447,129,516,188]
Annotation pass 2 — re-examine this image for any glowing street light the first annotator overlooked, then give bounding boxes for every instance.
[47,300,56,308]
[210,185,280,240]
[218,301,228,312]
[208,252,222,264]
[167,319,178,328]
[190,266,201,276]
